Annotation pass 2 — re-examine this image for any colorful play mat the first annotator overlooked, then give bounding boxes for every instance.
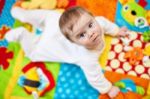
[0,0,150,99]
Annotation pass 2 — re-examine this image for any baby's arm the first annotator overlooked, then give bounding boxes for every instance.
[79,62,120,98]
[95,16,128,36]
[79,61,112,94]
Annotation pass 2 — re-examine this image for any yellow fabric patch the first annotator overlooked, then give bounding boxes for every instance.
[11,96,29,99]
[147,82,150,95]
[4,49,24,99]
[99,35,112,69]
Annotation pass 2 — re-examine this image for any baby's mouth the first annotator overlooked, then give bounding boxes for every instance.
[93,35,100,43]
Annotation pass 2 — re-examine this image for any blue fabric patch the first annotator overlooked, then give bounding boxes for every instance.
[54,63,99,99]
[0,0,15,27]
[0,39,8,47]
[35,28,42,35]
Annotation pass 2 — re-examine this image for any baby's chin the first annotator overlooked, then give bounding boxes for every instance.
[94,40,105,51]
[85,39,105,51]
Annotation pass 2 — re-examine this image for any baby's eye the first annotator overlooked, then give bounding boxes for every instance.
[89,23,93,28]
[79,32,86,38]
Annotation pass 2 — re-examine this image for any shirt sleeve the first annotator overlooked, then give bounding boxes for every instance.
[11,7,55,29]
[95,16,119,36]
[78,60,112,94]
[28,32,85,64]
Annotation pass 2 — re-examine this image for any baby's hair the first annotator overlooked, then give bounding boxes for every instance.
[59,6,93,40]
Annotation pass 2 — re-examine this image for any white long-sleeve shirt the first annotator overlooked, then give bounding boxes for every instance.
[5,7,119,94]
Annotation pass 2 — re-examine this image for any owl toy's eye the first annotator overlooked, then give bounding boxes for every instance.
[123,5,129,11]
[135,17,148,28]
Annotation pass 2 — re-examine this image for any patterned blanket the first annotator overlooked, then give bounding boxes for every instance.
[0,0,150,99]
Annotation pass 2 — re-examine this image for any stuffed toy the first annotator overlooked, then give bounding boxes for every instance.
[99,91,142,99]
[18,62,55,97]
[119,0,150,28]
[143,30,150,42]
[57,0,69,8]
[114,78,145,95]
[19,0,76,10]
[20,0,57,9]
[140,82,150,99]
[57,0,77,9]
[124,47,144,65]
[99,78,145,99]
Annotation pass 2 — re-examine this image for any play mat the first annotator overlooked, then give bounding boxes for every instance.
[0,0,150,99]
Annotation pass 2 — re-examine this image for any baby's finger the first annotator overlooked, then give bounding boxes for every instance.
[125,31,131,38]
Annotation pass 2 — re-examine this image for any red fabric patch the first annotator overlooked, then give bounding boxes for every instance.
[66,0,76,9]
[0,25,10,40]
[138,0,148,8]
[0,47,13,70]
[22,62,55,96]
[0,0,5,15]
[106,33,150,79]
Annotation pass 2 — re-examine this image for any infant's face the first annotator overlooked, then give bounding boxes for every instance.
[69,13,105,50]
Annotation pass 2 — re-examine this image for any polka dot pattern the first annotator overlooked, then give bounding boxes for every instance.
[148,69,150,75]
[106,33,150,79]
[135,65,144,74]
[140,36,144,42]
[110,59,120,69]
[128,71,137,76]
[114,44,123,53]
[105,66,112,71]
[123,62,132,71]
[55,63,99,99]
[115,69,124,74]
[129,31,138,40]
[108,51,116,60]
[118,52,126,62]
[133,40,142,47]
[111,38,119,45]
[141,74,150,79]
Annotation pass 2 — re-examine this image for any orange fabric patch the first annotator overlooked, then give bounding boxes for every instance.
[104,71,149,90]
[76,0,118,22]
[99,91,142,99]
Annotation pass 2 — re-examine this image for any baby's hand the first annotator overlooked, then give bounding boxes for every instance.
[108,86,120,98]
[117,26,129,37]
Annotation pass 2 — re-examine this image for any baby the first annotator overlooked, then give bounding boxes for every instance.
[59,6,128,98]
[2,5,128,98]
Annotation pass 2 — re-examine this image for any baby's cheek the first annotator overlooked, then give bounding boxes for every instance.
[99,27,104,36]
[100,30,104,37]
[81,39,89,46]
[100,39,105,50]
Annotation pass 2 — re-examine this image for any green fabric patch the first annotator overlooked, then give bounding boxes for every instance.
[0,20,60,98]
[0,42,21,98]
